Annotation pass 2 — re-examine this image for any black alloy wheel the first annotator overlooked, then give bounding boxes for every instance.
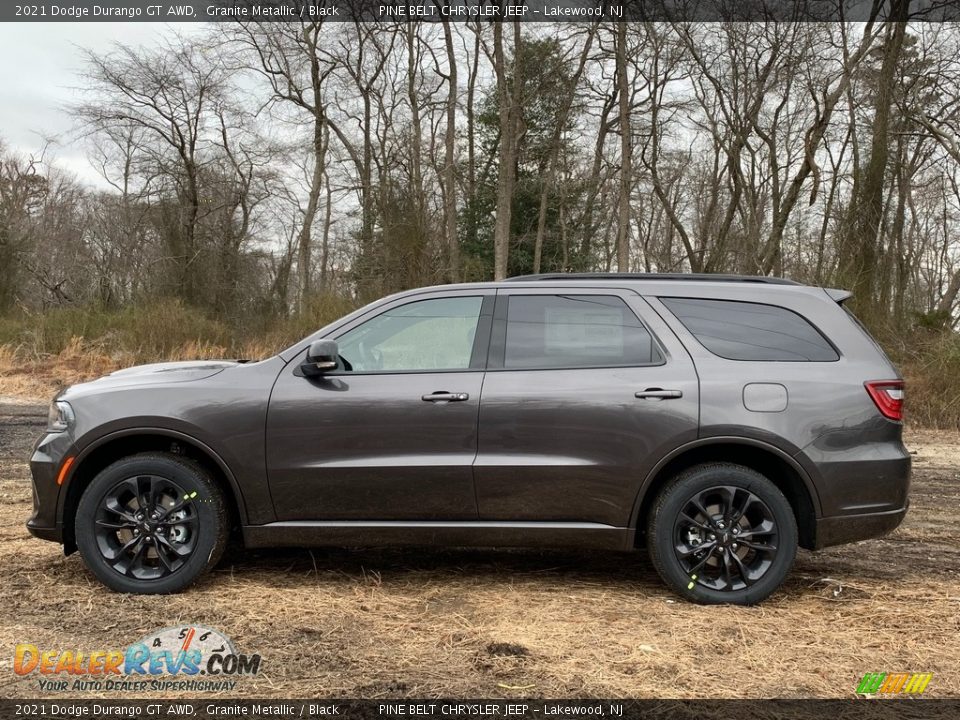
[672,484,779,592]
[93,473,199,580]
[76,452,228,594]
[647,462,798,605]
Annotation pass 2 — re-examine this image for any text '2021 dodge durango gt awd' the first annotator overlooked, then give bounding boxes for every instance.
[28,273,911,604]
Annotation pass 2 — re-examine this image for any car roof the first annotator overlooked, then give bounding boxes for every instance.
[402,273,826,297]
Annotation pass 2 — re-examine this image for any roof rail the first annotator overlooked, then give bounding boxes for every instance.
[504,272,801,286]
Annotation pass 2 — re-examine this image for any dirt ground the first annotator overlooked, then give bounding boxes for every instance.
[0,399,957,700]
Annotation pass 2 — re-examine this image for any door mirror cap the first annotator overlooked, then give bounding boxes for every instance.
[302,339,339,376]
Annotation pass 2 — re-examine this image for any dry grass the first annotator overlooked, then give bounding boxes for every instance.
[0,339,276,403]
[0,295,357,403]
[0,400,957,699]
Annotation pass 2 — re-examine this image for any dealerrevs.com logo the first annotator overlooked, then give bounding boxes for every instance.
[14,625,261,693]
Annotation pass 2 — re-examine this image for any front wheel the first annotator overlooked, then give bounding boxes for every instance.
[647,463,797,605]
[75,452,228,594]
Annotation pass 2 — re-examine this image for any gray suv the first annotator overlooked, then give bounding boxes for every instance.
[27,274,910,604]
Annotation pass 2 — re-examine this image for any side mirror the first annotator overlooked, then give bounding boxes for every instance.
[301,339,339,376]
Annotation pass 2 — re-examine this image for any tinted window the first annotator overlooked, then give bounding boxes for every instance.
[660,297,838,361]
[337,296,482,372]
[504,295,661,369]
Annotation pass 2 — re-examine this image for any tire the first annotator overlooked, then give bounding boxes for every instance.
[647,462,797,605]
[75,452,228,594]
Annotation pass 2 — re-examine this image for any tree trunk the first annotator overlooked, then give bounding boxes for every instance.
[297,114,327,310]
[492,22,521,281]
[838,5,909,323]
[465,23,481,259]
[320,171,333,292]
[442,19,461,283]
[579,93,616,268]
[615,22,632,272]
[533,25,596,274]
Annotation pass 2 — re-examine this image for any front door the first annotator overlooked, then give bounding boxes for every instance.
[267,291,493,520]
[475,288,700,528]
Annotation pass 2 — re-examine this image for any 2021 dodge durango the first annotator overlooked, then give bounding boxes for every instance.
[27,273,911,604]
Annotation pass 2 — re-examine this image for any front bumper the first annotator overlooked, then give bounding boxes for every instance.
[814,503,909,549]
[26,431,71,545]
[26,519,61,543]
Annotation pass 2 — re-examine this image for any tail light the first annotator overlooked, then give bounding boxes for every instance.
[865,380,904,422]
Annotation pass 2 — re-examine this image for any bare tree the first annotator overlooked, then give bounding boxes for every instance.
[837,0,912,323]
[5,16,960,357]
[224,21,336,309]
[76,37,226,305]
[490,21,523,280]
[532,24,597,274]
[0,143,50,309]
[440,18,461,282]
[615,21,632,272]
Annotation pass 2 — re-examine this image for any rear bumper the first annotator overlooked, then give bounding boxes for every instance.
[814,503,909,549]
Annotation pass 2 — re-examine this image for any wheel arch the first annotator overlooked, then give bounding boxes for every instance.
[60,428,247,554]
[629,437,821,550]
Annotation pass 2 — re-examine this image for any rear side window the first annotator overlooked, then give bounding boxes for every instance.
[660,297,838,362]
[504,295,662,369]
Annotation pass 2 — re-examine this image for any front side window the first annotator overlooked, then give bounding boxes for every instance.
[336,296,483,372]
[504,295,661,369]
[660,297,839,362]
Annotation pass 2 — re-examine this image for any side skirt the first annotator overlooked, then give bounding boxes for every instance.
[242,521,631,551]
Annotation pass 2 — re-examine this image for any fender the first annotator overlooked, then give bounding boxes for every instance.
[56,426,249,527]
[627,435,824,532]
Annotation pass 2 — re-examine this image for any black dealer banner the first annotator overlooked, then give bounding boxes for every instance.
[3,699,960,720]
[4,0,959,23]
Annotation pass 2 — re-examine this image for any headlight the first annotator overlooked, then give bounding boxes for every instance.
[47,401,75,432]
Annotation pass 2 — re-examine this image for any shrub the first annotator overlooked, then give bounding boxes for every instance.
[893,330,960,429]
[0,300,232,360]
[0,293,358,362]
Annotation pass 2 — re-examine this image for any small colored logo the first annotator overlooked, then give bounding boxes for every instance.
[856,672,932,695]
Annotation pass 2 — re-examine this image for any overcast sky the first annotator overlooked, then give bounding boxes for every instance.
[0,23,196,186]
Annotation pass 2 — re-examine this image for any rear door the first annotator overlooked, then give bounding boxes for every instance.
[474,287,699,528]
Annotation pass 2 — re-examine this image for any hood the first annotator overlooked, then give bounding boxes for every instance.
[64,360,239,396]
[107,360,239,379]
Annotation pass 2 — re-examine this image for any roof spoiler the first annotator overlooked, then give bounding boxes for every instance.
[825,288,853,304]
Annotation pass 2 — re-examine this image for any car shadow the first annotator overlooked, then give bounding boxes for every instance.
[213,545,657,586]
[206,539,951,600]
[24,536,943,603]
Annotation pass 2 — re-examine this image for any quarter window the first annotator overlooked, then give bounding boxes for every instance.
[660,297,838,362]
[336,296,483,372]
[504,295,661,369]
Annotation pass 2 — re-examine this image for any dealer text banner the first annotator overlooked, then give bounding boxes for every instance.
[5,699,960,719]
[4,0,959,23]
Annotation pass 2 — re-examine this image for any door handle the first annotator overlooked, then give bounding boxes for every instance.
[635,388,683,400]
[422,392,470,403]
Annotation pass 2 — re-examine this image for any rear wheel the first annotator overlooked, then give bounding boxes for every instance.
[647,463,797,605]
[75,452,228,594]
